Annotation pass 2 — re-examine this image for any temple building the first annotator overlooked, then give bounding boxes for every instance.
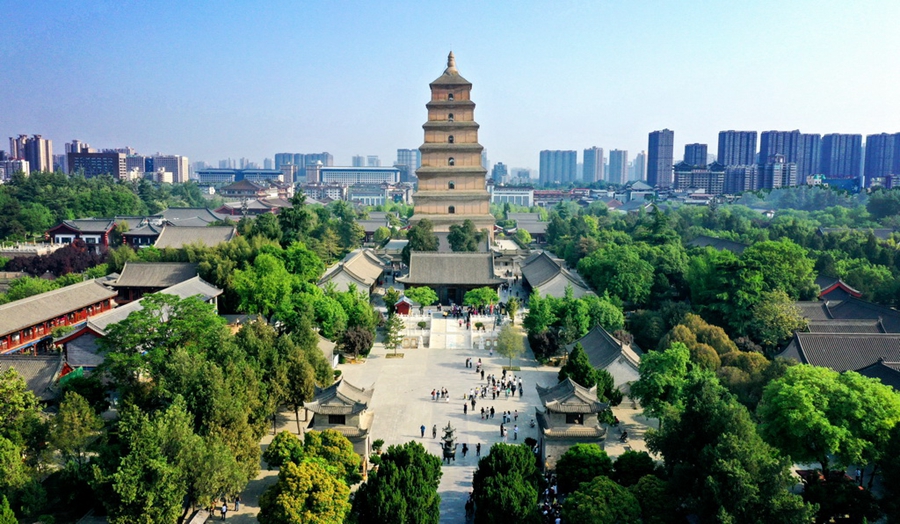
[304,378,375,467]
[411,52,494,240]
[535,377,608,470]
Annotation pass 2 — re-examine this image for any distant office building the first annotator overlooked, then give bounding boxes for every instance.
[491,162,509,183]
[647,129,674,187]
[864,133,900,187]
[759,154,798,189]
[608,150,629,185]
[10,134,53,172]
[674,161,725,194]
[632,151,646,182]
[797,133,821,178]
[490,185,534,207]
[53,154,67,173]
[539,150,577,185]
[306,165,400,185]
[820,134,862,179]
[280,164,298,185]
[151,155,189,183]
[683,143,707,167]
[366,155,380,167]
[583,147,604,183]
[274,152,334,175]
[68,152,127,179]
[395,148,421,183]
[0,159,30,180]
[717,131,757,166]
[759,130,801,164]
[352,155,365,167]
[263,158,273,169]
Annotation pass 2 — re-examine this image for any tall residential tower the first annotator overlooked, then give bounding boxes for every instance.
[647,129,674,187]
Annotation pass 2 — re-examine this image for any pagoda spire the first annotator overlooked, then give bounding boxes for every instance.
[445,51,457,74]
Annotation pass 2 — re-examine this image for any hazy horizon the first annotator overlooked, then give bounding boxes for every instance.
[2,0,899,171]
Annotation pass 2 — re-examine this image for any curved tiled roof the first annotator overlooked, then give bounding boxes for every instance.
[535,377,608,414]
[399,252,503,286]
[568,326,641,370]
[776,333,900,373]
[686,235,748,255]
[520,252,591,298]
[112,262,198,288]
[0,280,117,338]
[535,409,606,440]
[153,226,236,249]
[0,355,63,400]
[806,319,885,334]
[856,360,900,391]
[305,378,373,416]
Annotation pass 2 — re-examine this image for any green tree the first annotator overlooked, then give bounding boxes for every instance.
[612,450,660,488]
[49,392,102,470]
[555,443,613,494]
[748,290,808,352]
[232,253,294,322]
[581,294,625,332]
[463,287,499,307]
[758,365,900,475]
[648,372,814,523]
[383,313,404,356]
[263,431,305,470]
[515,228,532,245]
[350,441,442,524]
[506,296,520,325]
[383,288,401,316]
[472,444,541,524]
[338,326,374,359]
[577,244,654,306]
[402,219,439,265]
[303,429,362,486]
[281,241,325,283]
[313,295,348,340]
[740,239,818,300]
[403,286,438,309]
[251,212,283,242]
[560,476,640,524]
[5,277,57,302]
[447,219,487,251]
[496,323,525,368]
[629,343,691,421]
[629,476,676,524]
[523,291,554,334]
[373,226,391,245]
[0,495,16,524]
[258,459,351,524]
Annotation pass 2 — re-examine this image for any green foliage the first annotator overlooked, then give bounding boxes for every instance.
[577,244,654,306]
[558,343,621,405]
[383,288,401,316]
[5,277,57,302]
[881,423,900,522]
[555,443,613,494]
[612,450,661,488]
[560,475,641,524]
[647,371,814,523]
[472,444,541,524]
[496,324,525,368]
[630,343,691,420]
[506,296,520,325]
[402,219,439,265]
[281,241,325,283]
[463,287,499,307]
[233,253,294,322]
[629,476,676,524]
[303,430,362,486]
[748,290,808,352]
[757,365,900,473]
[373,226,391,245]
[515,228,532,245]
[49,392,102,470]
[383,313,404,355]
[403,286,438,308]
[258,459,351,524]
[866,188,900,220]
[0,495,16,524]
[447,219,487,251]
[350,441,442,524]
[264,431,305,470]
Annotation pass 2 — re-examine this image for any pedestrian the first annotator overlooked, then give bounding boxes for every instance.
[476,442,481,456]
[431,389,436,401]
[514,409,518,421]
[465,357,470,368]
[490,407,495,418]
[481,369,485,380]
[462,444,468,457]
[481,407,485,419]
[421,424,426,438]
[464,403,468,415]
[221,502,228,520]
[500,423,505,437]
[235,495,241,512]
[514,425,518,440]
[471,398,476,409]
[433,424,437,438]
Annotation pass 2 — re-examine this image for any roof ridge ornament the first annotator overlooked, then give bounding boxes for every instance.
[445,51,457,74]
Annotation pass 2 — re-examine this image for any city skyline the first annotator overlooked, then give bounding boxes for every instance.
[2,1,899,171]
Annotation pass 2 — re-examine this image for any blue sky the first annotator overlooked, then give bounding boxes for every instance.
[2,0,899,171]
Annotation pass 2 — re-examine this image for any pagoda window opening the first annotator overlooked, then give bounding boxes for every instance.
[448,157,455,166]
[448,206,456,214]
[328,414,346,425]
[448,113,454,122]
[449,181,455,189]
[448,135,454,144]
[566,413,585,425]
[448,93,454,100]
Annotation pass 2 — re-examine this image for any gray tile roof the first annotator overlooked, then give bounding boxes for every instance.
[535,377,608,414]
[795,298,900,332]
[856,360,900,391]
[399,252,504,286]
[112,262,198,289]
[305,378,373,415]
[59,219,116,233]
[124,223,164,237]
[153,226,236,249]
[156,208,228,224]
[686,235,748,255]
[520,251,592,298]
[806,319,885,333]
[319,249,387,292]
[567,326,641,370]
[0,280,118,337]
[775,333,900,373]
[0,354,63,400]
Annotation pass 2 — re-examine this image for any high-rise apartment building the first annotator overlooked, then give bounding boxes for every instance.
[366,155,381,167]
[683,143,707,167]
[152,155,190,183]
[608,150,629,185]
[797,133,821,179]
[352,155,365,167]
[539,150,577,185]
[583,147,604,183]
[632,151,646,182]
[68,151,127,179]
[10,134,53,172]
[674,161,725,194]
[491,162,508,183]
[864,133,900,187]
[647,129,674,187]
[759,154,798,190]
[759,130,801,164]
[717,131,757,166]
[820,134,862,179]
